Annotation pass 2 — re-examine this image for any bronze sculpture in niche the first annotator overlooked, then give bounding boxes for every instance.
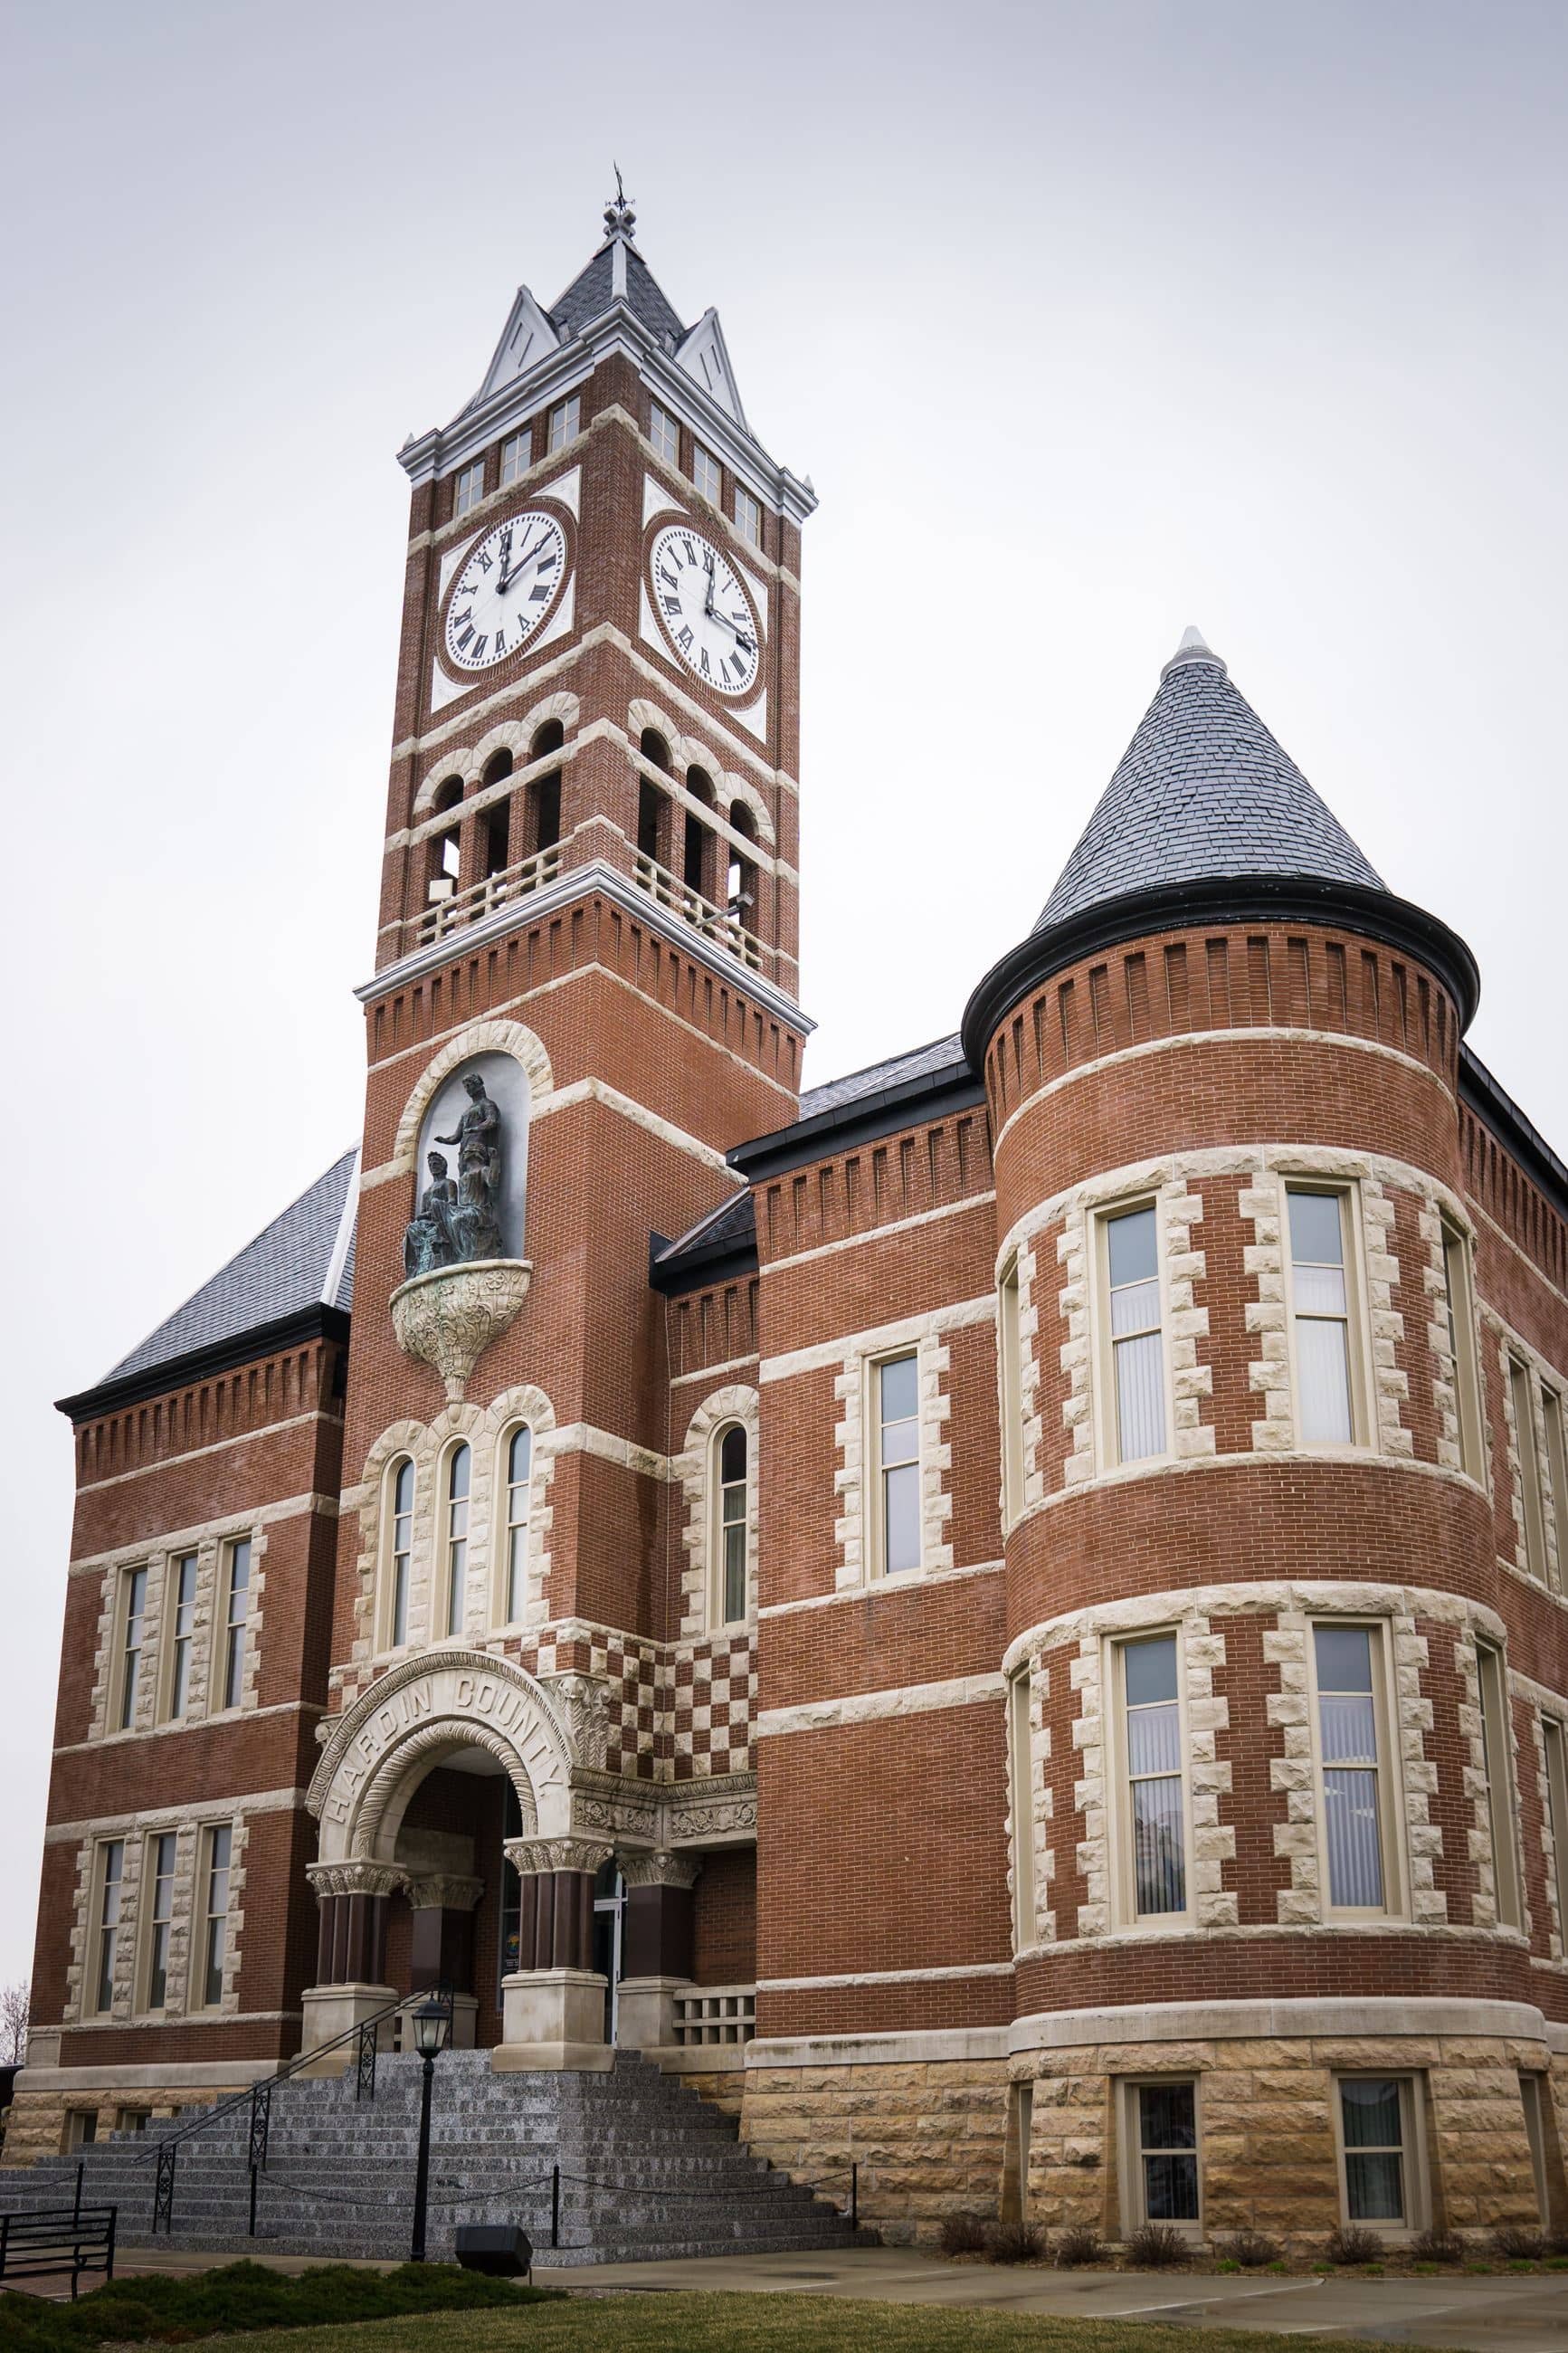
[402,1073,506,1276]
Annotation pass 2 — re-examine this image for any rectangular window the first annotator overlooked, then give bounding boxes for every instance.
[1288,1187,1357,1443]
[693,443,722,504]
[200,1824,233,2009]
[649,402,679,464]
[166,1552,197,1720]
[116,1566,147,1730]
[117,2109,150,2136]
[1544,1717,1568,1948]
[221,1538,252,1712]
[1008,1671,1036,1948]
[1511,1358,1548,1581]
[874,1354,920,1575]
[1476,1640,1522,1929]
[1313,1624,1390,1912]
[1337,2077,1415,2227]
[1120,1634,1188,1920]
[453,460,484,518]
[1520,2075,1549,2221]
[1103,1205,1165,1462]
[735,484,762,547]
[499,429,530,485]
[93,1840,124,2014]
[1440,1224,1485,1481]
[144,1832,176,2011]
[999,1255,1025,1523]
[546,394,580,452]
[1126,2081,1201,2227]
[67,2112,98,2150]
[1544,1389,1568,1596]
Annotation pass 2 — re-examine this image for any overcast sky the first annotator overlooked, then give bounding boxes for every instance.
[2,0,1565,1986]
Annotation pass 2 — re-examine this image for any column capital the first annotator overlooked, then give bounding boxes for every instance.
[505,1836,613,1878]
[617,1848,702,1890]
[403,1872,486,1912]
[307,1861,407,1901]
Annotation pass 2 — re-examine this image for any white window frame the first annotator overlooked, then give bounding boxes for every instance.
[692,442,722,504]
[1510,1357,1549,1583]
[112,1564,148,1732]
[453,459,484,518]
[1283,1180,1373,1451]
[1118,2076,1203,2238]
[1093,1198,1171,1471]
[196,1822,233,2013]
[1439,1221,1486,1483]
[998,1253,1026,1526]
[1475,1639,1522,1929]
[1307,1618,1404,1921]
[160,1550,198,1722]
[710,1420,750,1628]
[499,429,531,485]
[90,1838,125,2016]
[1108,1629,1193,1932]
[868,1350,922,1580]
[1544,1386,1568,1596]
[438,1440,471,1640]
[217,1537,252,1715]
[734,484,762,548]
[1544,1715,1568,1950]
[138,1830,177,2015]
[1332,2072,1430,2238]
[497,1424,532,1628]
[381,1456,414,1651]
[1007,1668,1036,1950]
[546,395,581,453]
[649,402,679,466]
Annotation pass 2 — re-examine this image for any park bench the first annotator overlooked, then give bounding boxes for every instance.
[0,2205,116,2297]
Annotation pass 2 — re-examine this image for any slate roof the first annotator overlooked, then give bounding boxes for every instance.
[1036,629,1385,933]
[548,243,686,347]
[101,1148,358,1386]
[653,1187,756,1272]
[799,1032,967,1118]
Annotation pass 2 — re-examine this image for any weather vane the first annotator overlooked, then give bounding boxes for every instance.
[603,165,637,241]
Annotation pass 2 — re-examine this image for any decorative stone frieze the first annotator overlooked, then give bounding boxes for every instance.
[389,1260,532,1402]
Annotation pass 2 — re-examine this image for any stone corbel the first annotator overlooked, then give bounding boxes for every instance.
[403,1872,485,1912]
[617,1849,702,1890]
[389,1261,533,1402]
[542,1671,613,1769]
[505,1836,613,1879]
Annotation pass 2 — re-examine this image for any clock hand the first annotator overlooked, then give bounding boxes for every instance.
[498,532,546,593]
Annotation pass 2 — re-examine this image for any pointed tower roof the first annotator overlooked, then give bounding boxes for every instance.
[961,627,1479,1068]
[546,235,686,348]
[1035,628,1384,933]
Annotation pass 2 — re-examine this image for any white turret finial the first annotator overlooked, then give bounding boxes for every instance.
[1162,624,1226,681]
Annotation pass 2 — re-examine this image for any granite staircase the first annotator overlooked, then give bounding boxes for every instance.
[0,2053,859,2266]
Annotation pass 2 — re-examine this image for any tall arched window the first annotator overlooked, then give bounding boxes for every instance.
[715,1423,748,1624]
[442,1443,470,1638]
[481,749,514,880]
[502,1424,532,1624]
[638,730,670,871]
[387,1458,414,1647]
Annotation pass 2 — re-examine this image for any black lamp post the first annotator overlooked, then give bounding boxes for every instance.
[409,1996,449,2263]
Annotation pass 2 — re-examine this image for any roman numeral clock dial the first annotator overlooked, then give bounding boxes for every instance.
[442,509,569,672]
[649,525,762,696]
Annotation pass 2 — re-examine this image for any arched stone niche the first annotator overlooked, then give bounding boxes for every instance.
[414,1050,530,1260]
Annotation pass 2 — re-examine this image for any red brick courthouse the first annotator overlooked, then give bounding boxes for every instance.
[14,199,1568,2249]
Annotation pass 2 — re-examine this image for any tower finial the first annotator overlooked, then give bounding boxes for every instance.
[603,165,636,242]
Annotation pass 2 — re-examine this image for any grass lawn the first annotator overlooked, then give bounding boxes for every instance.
[163,2291,1396,2353]
[0,2262,556,2351]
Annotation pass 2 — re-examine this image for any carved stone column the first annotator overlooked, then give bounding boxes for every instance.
[299,1862,405,2067]
[404,1872,484,2050]
[616,1851,701,2053]
[493,1837,613,2073]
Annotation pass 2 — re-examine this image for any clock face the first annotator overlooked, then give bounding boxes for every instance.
[648,526,762,697]
[443,510,569,672]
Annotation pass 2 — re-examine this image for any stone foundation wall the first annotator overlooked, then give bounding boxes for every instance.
[741,2058,1010,2242]
[1,2083,239,2171]
[672,2064,746,2121]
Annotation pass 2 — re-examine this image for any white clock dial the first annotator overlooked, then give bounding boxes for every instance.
[648,526,762,697]
[443,510,568,672]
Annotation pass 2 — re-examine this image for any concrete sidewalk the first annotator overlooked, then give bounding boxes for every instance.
[547,2244,1568,2351]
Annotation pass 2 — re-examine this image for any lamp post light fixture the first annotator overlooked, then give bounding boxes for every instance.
[409,1996,450,2263]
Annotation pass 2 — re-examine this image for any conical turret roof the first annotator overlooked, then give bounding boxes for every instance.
[1035,628,1384,933]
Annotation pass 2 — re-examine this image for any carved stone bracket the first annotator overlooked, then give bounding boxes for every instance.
[617,1849,702,1891]
[390,1260,532,1401]
[403,1872,485,1912]
[307,1861,408,1901]
[505,1836,614,1879]
[543,1672,612,1769]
